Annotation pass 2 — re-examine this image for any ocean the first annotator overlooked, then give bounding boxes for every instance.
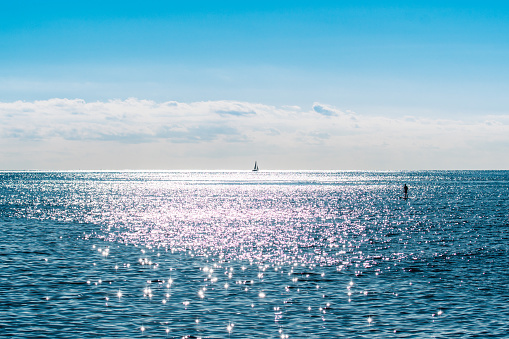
[0,170,508,338]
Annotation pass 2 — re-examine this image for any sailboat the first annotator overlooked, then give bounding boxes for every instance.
[252,161,259,172]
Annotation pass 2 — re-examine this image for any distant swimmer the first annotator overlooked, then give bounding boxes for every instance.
[403,184,408,199]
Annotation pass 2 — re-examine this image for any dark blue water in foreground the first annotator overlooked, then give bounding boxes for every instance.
[0,171,508,338]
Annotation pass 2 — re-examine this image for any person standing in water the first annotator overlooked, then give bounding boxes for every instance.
[403,184,408,199]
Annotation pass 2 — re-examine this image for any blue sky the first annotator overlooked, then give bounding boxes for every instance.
[1,1,508,169]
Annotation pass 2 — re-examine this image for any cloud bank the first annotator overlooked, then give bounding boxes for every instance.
[0,98,508,170]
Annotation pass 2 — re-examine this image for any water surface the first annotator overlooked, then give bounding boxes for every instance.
[1,171,508,338]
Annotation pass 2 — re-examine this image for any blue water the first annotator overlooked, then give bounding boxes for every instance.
[0,171,508,338]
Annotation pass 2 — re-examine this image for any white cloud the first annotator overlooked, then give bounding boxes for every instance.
[0,98,508,170]
[312,102,341,116]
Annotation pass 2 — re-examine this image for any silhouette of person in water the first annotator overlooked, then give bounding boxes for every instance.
[403,184,408,199]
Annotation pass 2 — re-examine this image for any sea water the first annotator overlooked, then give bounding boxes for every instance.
[0,171,508,338]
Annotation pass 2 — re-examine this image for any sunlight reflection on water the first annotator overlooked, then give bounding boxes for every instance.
[88,172,382,267]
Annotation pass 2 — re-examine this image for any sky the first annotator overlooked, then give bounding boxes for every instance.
[1,0,508,170]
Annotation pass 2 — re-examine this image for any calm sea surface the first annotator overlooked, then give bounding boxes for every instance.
[0,171,508,338]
